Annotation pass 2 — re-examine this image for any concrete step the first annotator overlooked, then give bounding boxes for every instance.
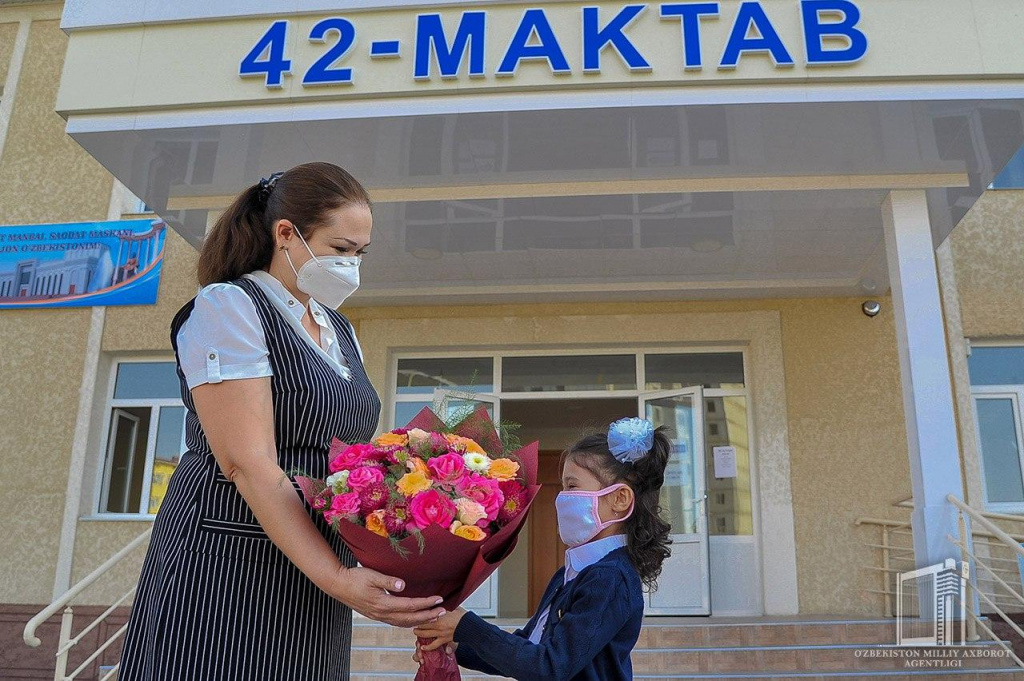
[349,616,1020,678]
[351,671,1024,680]
[352,617,993,649]
[350,640,1017,676]
[351,672,1024,681]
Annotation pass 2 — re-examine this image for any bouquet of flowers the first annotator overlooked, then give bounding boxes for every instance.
[296,403,539,681]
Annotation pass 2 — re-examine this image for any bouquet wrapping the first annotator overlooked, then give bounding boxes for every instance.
[297,404,539,681]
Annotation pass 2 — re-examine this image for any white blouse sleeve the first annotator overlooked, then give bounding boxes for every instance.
[176,282,273,390]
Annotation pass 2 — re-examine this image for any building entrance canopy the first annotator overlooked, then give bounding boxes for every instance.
[55,0,1024,305]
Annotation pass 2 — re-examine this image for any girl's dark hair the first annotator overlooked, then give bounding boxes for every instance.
[196,162,372,287]
[559,426,673,590]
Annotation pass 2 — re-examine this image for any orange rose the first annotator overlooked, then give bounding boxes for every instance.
[374,432,409,447]
[407,457,430,476]
[366,510,388,537]
[453,524,487,541]
[488,458,520,482]
[397,471,432,497]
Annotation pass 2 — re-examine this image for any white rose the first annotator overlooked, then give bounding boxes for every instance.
[326,470,351,493]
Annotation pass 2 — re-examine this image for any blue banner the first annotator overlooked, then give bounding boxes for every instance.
[0,219,166,309]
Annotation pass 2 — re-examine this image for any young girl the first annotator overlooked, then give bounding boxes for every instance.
[413,416,673,681]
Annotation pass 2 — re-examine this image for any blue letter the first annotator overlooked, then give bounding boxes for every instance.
[497,9,571,76]
[582,5,650,73]
[720,2,793,69]
[239,20,291,88]
[415,12,486,80]
[801,0,867,65]
[661,3,720,70]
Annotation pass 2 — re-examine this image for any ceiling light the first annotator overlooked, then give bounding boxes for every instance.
[410,247,443,260]
[690,238,723,253]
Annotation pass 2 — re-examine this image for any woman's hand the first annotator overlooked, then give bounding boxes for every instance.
[413,608,467,651]
[329,566,446,628]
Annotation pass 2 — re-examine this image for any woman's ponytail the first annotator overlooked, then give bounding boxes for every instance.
[196,183,274,287]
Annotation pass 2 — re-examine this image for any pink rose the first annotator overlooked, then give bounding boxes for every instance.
[456,474,504,522]
[323,491,360,525]
[347,466,385,492]
[408,490,458,530]
[328,442,376,472]
[454,498,488,526]
[428,453,466,486]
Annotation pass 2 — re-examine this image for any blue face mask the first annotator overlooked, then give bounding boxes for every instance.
[555,483,634,548]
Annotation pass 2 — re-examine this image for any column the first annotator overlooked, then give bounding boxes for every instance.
[114,240,124,284]
[882,190,967,572]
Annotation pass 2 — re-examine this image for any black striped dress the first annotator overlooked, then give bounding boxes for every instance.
[118,276,381,680]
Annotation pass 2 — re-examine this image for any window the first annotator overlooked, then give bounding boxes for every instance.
[99,361,186,516]
[970,345,1024,511]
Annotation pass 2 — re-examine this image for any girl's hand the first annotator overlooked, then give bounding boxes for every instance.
[413,608,467,651]
[413,637,458,662]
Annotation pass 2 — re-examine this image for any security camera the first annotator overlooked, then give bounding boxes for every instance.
[862,300,881,317]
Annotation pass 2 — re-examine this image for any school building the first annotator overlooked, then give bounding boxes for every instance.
[3,0,1024,678]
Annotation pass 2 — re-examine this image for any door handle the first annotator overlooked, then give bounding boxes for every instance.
[693,493,707,515]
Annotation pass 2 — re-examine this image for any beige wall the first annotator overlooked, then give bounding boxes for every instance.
[949,189,1024,339]
[0,8,114,606]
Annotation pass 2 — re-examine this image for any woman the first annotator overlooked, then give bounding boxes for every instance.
[118,162,445,680]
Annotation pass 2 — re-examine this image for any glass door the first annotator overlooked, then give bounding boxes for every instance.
[433,389,500,617]
[639,387,711,615]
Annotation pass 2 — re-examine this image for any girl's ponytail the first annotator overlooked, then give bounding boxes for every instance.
[623,427,673,589]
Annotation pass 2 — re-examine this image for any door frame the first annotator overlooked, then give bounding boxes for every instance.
[389,345,763,616]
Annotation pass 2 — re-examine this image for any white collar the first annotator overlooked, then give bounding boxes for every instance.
[243,269,328,323]
[240,270,351,380]
[564,534,628,583]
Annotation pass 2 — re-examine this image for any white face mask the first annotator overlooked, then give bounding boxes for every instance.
[284,229,361,308]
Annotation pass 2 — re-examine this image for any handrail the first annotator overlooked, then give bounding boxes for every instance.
[857,515,1024,543]
[947,494,1024,561]
[23,527,151,647]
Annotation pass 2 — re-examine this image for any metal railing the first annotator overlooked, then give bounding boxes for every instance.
[856,495,1024,667]
[23,528,151,681]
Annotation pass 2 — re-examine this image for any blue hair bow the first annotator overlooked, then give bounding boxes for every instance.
[608,417,655,464]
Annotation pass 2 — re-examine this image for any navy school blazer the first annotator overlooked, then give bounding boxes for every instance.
[453,546,644,681]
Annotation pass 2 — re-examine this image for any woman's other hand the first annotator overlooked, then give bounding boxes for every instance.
[330,566,446,628]
[413,608,467,650]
